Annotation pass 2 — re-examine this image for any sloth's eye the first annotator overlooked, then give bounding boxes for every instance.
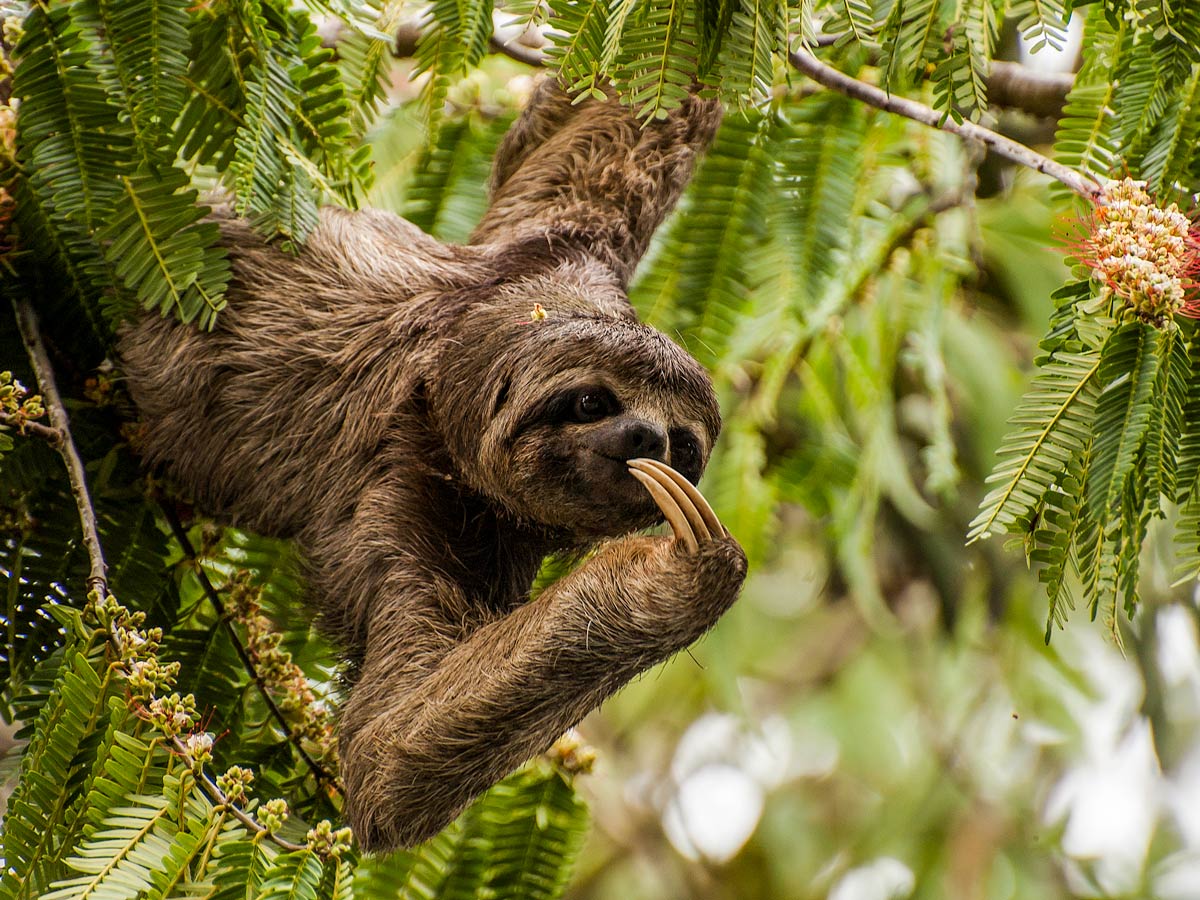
[572,389,614,423]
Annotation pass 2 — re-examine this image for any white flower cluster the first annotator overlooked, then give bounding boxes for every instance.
[1085,179,1198,326]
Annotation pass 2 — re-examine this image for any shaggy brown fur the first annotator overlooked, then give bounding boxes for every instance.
[119,81,746,850]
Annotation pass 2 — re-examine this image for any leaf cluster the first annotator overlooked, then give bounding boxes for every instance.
[5,0,380,333]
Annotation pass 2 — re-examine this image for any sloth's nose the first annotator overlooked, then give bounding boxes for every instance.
[595,417,668,462]
[614,419,668,461]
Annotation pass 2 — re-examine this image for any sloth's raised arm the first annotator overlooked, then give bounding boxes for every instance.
[469,80,722,286]
[334,462,745,851]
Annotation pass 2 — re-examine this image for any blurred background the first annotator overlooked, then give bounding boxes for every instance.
[358,33,1200,900]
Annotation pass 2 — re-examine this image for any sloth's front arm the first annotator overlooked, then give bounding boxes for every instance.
[336,461,746,851]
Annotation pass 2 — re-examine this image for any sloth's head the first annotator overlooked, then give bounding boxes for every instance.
[431,302,721,538]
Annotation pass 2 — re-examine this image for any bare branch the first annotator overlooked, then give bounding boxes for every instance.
[787,47,1103,203]
[988,60,1073,118]
[10,297,109,596]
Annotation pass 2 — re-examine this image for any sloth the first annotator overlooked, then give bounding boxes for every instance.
[118,80,747,851]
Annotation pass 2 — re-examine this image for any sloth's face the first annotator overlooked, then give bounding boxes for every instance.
[472,320,722,539]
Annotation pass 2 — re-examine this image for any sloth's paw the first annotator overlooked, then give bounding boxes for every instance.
[624,458,744,614]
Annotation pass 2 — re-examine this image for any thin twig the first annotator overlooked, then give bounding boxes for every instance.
[0,411,63,445]
[787,47,1104,203]
[171,735,307,852]
[159,501,343,795]
[10,297,109,596]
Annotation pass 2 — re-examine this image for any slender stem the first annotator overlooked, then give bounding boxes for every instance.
[10,297,109,596]
[159,501,342,795]
[171,735,307,852]
[787,47,1104,203]
[0,411,63,445]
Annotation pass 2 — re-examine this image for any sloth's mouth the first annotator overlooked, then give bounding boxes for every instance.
[579,451,665,523]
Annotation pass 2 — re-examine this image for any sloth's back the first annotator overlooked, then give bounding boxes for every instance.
[119,207,476,539]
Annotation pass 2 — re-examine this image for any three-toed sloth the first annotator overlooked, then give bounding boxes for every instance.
[119,80,747,851]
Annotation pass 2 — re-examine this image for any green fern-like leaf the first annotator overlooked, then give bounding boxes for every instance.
[173,11,248,170]
[824,0,877,45]
[457,763,590,900]
[1086,322,1161,530]
[0,640,116,900]
[1173,332,1200,502]
[546,0,612,99]
[430,763,588,900]
[1113,38,1173,161]
[290,16,370,203]
[256,849,326,900]
[351,822,467,900]
[930,0,997,121]
[615,0,701,120]
[1142,324,1188,511]
[1144,0,1200,88]
[13,5,127,233]
[11,4,128,324]
[414,0,496,127]
[1010,0,1068,53]
[77,0,192,157]
[232,57,299,215]
[1173,473,1200,585]
[97,168,230,327]
[640,111,777,367]
[968,351,1101,542]
[42,793,177,900]
[780,94,867,301]
[1053,13,1122,180]
[694,0,736,73]
[211,832,280,900]
[338,20,394,138]
[1140,67,1200,193]
[713,0,783,104]
[1032,445,1091,640]
[878,0,942,92]
[402,111,514,242]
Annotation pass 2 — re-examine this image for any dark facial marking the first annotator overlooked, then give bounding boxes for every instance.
[669,428,703,483]
[505,384,622,444]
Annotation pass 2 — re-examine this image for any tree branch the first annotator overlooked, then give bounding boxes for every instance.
[488,33,545,68]
[10,297,108,596]
[386,21,1072,120]
[159,501,343,796]
[786,47,1103,203]
[0,411,63,445]
[988,61,1073,118]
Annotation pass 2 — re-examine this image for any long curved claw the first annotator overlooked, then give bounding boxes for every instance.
[628,458,711,542]
[630,458,728,538]
[628,468,699,552]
